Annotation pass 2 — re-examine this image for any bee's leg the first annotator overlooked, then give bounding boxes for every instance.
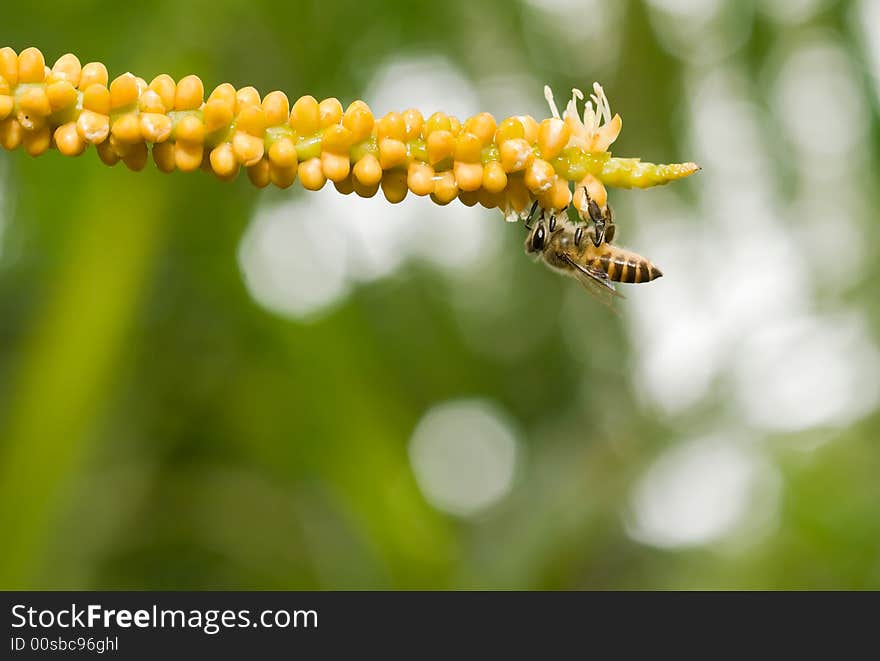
[604,204,615,244]
[524,201,539,231]
[582,186,607,247]
[589,206,606,246]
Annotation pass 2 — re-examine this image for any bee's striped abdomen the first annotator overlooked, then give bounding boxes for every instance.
[592,249,662,284]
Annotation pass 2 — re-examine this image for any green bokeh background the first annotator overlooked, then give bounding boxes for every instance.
[1,0,879,589]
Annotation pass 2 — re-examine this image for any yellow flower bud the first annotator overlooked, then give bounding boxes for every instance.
[537,118,570,160]
[321,151,350,182]
[499,138,534,173]
[430,171,458,206]
[524,158,556,194]
[0,117,23,150]
[376,111,405,141]
[203,99,233,133]
[96,138,120,166]
[50,53,81,86]
[0,48,19,87]
[140,112,173,142]
[482,161,507,193]
[175,140,203,172]
[18,86,52,117]
[54,122,85,156]
[381,169,408,203]
[152,141,176,172]
[458,190,478,207]
[297,157,326,190]
[138,89,166,113]
[17,47,46,83]
[318,97,342,127]
[82,83,110,115]
[46,80,78,112]
[517,115,539,144]
[122,142,148,171]
[352,177,380,198]
[110,113,142,143]
[322,124,353,154]
[453,131,482,163]
[209,143,239,179]
[175,114,205,144]
[262,91,290,126]
[0,95,13,121]
[453,161,483,192]
[175,74,204,111]
[80,62,108,90]
[207,82,236,107]
[22,125,51,156]
[407,161,435,196]
[426,129,455,165]
[235,86,261,111]
[378,137,407,169]
[352,153,382,186]
[246,159,270,188]
[422,111,451,137]
[268,136,298,169]
[109,73,139,110]
[232,131,264,166]
[402,108,423,140]
[343,100,374,141]
[464,112,496,144]
[573,173,607,212]
[494,117,524,144]
[290,95,320,135]
[76,110,109,144]
[269,162,297,188]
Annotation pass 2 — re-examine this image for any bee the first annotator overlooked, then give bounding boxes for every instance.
[524,204,662,306]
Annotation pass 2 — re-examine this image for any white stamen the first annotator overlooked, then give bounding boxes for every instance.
[583,101,597,134]
[541,82,617,148]
[565,89,583,121]
[501,202,522,223]
[543,85,560,120]
[592,82,611,125]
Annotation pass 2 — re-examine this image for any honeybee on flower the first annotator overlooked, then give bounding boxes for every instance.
[0,47,698,296]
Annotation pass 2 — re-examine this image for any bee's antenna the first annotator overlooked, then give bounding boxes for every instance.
[524,201,539,230]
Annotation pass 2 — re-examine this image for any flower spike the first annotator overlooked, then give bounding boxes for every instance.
[0,47,699,222]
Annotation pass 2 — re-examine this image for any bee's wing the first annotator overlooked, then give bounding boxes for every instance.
[557,252,624,310]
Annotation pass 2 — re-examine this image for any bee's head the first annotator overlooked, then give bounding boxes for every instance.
[525,210,559,255]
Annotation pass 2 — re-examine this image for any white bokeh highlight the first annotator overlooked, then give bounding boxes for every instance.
[627,436,780,549]
[735,313,880,433]
[238,197,350,319]
[771,36,868,162]
[238,56,500,321]
[624,64,879,435]
[643,0,750,65]
[760,0,831,24]
[363,55,480,121]
[522,0,624,73]
[855,0,880,102]
[408,399,519,518]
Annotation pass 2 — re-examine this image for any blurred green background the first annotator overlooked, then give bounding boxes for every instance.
[1,0,879,589]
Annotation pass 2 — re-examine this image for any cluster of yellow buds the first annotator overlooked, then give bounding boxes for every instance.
[0,47,698,220]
